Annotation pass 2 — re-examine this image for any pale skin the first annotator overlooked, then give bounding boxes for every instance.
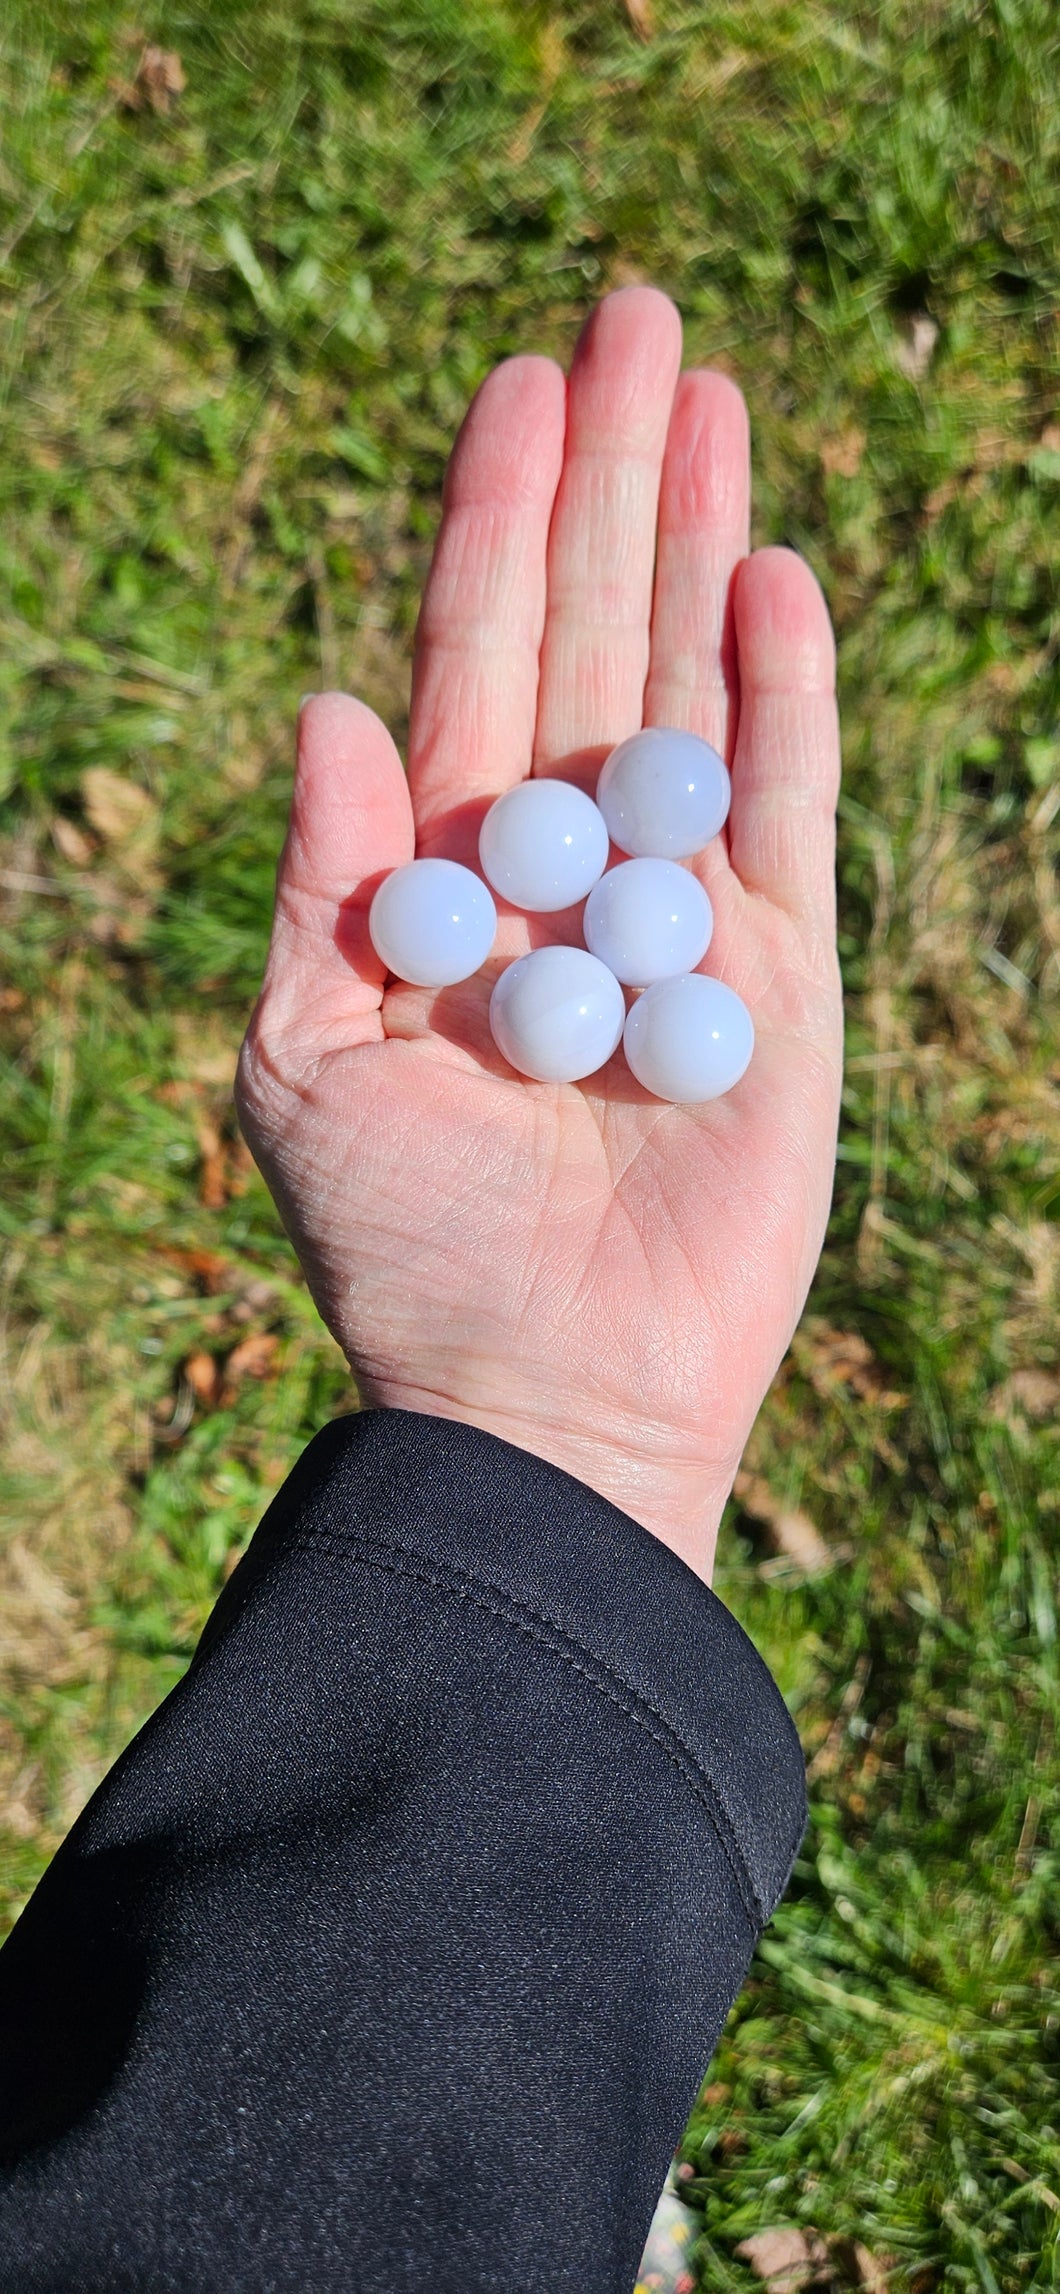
[235,286,843,1586]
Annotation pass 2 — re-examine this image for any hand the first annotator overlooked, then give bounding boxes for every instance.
[236,288,842,1584]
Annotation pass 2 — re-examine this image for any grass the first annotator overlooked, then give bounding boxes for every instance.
[1,1,1058,2285]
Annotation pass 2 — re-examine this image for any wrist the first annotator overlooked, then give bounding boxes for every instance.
[361,1380,733,1586]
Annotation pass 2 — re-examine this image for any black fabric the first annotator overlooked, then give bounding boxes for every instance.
[0,1407,806,2293]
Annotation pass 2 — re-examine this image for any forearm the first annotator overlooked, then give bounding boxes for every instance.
[0,1408,805,2294]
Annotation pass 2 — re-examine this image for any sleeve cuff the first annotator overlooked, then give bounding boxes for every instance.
[199,1405,807,1926]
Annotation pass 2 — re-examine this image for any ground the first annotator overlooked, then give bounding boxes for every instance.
[1,3,1058,2286]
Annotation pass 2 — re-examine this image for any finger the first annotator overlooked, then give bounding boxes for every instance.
[533,286,683,766]
[727,548,840,930]
[257,691,414,1046]
[407,354,566,858]
[643,368,750,761]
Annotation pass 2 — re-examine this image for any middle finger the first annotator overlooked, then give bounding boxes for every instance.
[533,287,683,769]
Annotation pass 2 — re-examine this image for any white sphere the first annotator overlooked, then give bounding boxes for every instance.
[623,973,754,1103]
[489,945,625,1083]
[479,779,610,912]
[368,858,496,988]
[596,727,731,859]
[583,858,713,988]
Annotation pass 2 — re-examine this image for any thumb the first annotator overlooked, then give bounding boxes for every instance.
[254,690,415,1050]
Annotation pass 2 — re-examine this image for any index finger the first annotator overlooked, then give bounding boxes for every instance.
[406,355,565,860]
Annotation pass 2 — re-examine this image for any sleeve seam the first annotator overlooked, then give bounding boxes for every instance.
[285,1523,787,1928]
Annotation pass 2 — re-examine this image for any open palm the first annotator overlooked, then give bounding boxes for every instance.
[236,289,842,1584]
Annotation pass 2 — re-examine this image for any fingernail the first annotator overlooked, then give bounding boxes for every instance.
[297,692,317,715]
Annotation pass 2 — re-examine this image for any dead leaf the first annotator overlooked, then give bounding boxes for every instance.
[196,1114,228,1211]
[831,2241,898,2293]
[3,1543,74,1621]
[735,2228,830,2293]
[734,1471,834,1576]
[896,314,938,380]
[623,0,655,35]
[989,1368,1060,1423]
[81,769,160,891]
[230,1275,280,1323]
[806,1655,872,1782]
[87,889,154,944]
[226,1136,255,1197]
[858,2246,899,2292]
[124,45,186,113]
[508,100,548,167]
[225,1331,280,1382]
[0,1539,104,1684]
[172,1012,240,1087]
[0,1716,45,1837]
[51,816,94,866]
[82,768,157,844]
[799,1322,907,1410]
[154,1248,281,1329]
[183,1352,221,1407]
[820,427,866,478]
[157,1245,233,1294]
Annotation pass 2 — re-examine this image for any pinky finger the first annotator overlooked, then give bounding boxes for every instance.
[727,548,840,934]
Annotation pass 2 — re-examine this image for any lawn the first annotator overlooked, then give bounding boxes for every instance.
[1,2,1059,2286]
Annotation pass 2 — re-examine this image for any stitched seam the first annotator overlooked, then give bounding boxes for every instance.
[340,1525,771,1916]
[333,1533,762,1926]
[266,1422,793,1914]
[280,1524,768,1926]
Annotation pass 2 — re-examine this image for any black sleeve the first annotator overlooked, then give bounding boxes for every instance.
[0,1408,806,2294]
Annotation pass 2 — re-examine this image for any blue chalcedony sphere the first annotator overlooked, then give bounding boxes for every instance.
[623,973,754,1102]
[583,857,713,988]
[596,727,731,860]
[479,779,610,912]
[489,945,625,1083]
[368,858,497,987]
